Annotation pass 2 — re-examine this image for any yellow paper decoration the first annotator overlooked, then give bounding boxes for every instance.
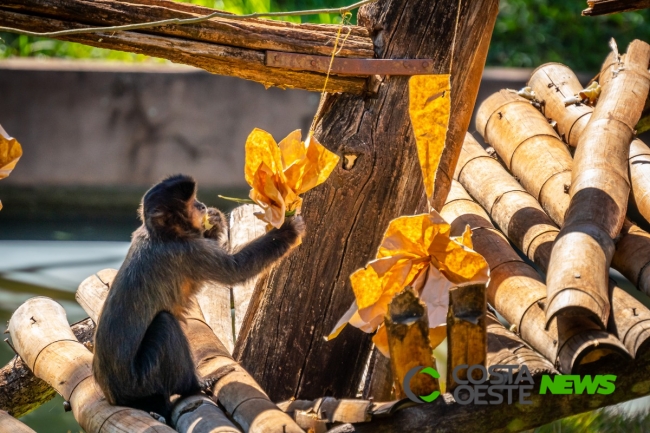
[328,211,489,357]
[245,128,340,229]
[0,125,23,211]
[408,74,451,204]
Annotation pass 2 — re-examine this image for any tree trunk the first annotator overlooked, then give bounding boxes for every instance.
[234,0,499,401]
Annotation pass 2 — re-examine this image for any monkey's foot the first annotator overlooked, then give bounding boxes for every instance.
[150,412,167,424]
[200,377,218,396]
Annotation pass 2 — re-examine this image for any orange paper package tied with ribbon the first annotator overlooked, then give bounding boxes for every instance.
[244,128,340,229]
[327,74,489,356]
[0,124,23,211]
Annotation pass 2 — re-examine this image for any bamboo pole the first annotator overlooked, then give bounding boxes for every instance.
[385,287,439,400]
[0,317,94,417]
[0,411,36,433]
[196,282,234,353]
[529,62,650,226]
[441,180,629,371]
[583,0,650,16]
[76,272,304,433]
[485,313,557,377]
[8,297,174,433]
[475,89,571,228]
[170,395,241,433]
[456,133,650,359]
[502,66,650,312]
[480,43,650,328]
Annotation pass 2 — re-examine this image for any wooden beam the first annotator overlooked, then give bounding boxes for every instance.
[583,0,650,15]
[234,0,499,401]
[0,0,373,58]
[0,1,369,93]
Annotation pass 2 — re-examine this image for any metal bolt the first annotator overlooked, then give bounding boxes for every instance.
[422,61,429,68]
[310,60,317,66]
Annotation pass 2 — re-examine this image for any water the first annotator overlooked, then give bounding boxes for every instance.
[0,241,129,432]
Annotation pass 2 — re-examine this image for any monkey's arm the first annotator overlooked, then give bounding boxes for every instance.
[194,217,304,285]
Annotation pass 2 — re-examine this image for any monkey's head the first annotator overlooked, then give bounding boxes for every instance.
[140,174,208,239]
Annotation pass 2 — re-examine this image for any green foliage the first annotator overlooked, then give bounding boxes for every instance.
[488,0,650,73]
[534,408,650,433]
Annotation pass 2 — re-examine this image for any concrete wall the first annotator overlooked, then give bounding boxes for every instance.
[0,59,320,188]
[0,59,557,190]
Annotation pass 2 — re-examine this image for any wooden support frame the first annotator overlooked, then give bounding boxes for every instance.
[234,0,499,402]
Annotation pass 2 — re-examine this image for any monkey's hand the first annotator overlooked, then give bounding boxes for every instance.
[204,207,227,241]
[278,215,305,248]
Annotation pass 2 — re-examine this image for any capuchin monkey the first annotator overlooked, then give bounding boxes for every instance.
[93,174,304,422]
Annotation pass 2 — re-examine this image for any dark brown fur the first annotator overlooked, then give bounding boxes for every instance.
[92,174,304,421]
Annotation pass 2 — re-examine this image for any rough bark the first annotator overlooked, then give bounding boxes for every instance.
[583,0,650,15]
[0,9,366,93]
[234,0,499,402]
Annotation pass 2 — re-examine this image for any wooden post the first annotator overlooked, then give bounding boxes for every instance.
[234,0,499,401]
[385,288,439,400]
[446,281,487,391]
[0,411,36,433]
[8,297,174,433]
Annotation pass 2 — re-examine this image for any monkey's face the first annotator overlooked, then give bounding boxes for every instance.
[188,198,208,231]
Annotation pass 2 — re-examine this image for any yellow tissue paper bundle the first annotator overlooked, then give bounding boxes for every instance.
[244,128,339,229]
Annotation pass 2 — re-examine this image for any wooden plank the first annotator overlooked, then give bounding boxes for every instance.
[228,204,267,339]
[0,10,367,93]
[234,0,499,402]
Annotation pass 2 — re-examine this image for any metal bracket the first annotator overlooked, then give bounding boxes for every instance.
[266,51,435,76]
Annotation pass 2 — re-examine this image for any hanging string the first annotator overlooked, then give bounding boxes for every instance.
[309,11,353,136]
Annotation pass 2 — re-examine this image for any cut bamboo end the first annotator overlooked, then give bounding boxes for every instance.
[386,287,439,400]
[545,289,609,330]
[528,63,593,147]
[610,281,650,358]
[171,395,241,433]
[447,281,487,391]
[557,324,630,373]
[629,138,650,224]
[75,269,117,323]
[0,410,37,433]
[613,220,650,294]
[475,90,573,227]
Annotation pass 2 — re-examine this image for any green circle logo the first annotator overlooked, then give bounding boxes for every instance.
[403,365,441,403]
